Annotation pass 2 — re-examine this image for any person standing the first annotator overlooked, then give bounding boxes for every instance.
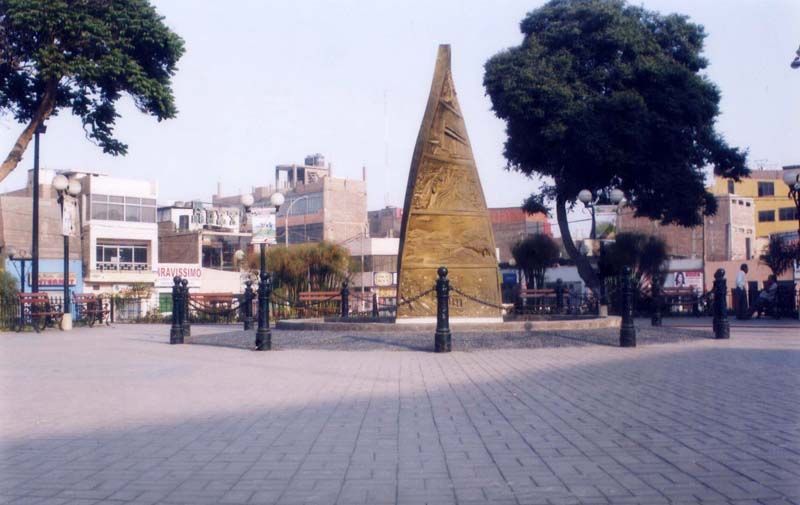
[735,264,749,319]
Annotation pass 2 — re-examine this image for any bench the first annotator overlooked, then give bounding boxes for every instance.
[73,293,110,326]
[515,288,558,314]
[16,293,63,332]
[188,292,238,323]
[661,287,701,316]
[297,291,341,317]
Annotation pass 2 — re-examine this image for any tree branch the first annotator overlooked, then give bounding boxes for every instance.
[0,78,59,183]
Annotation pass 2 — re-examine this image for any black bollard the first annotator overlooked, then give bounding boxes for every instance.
[243,279,254,330]
[181,278,191,337]
[435,266,452,353]
[555,278,564,314]
[372,292,379,318]
[651,272,663,327]
[340,281,349,318]
[170,276,183,344]
[713,268,730,339]
[619,266,636,347]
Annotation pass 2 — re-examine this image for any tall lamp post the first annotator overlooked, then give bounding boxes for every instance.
[783,171,800,237]
[31,123,46,293]
[578,188,625,316]
[52,174,82,330]
[241,192,284,351]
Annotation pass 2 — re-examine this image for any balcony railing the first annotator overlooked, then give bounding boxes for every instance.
[96,261,150,272]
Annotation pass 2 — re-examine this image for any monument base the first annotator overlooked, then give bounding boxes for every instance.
[395,317,504,325]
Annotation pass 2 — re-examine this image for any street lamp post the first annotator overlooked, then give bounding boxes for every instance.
[578,188,625,317]
[783,171,800,237]
[31,123,46,293]
[52,174,82,330]
[241,192,284,351]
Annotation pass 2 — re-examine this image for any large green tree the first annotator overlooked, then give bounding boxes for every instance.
[484,0,748,289]
[0,0,184,181]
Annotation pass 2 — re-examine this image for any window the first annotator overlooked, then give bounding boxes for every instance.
[758,210,775,222]
[779,207,797,221]
[95,244,149,271]
[179,215,189,230]
[88,194,157,222]
[757,182,775,197]
[727,180,735,194]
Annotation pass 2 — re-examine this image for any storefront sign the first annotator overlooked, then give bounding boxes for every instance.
[29,272,77,287]
[155,264,202,287]
[373,271,393,287]
[61,194,79,237]
[251,208,277,245]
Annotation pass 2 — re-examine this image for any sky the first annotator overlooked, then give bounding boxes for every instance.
[1,0,799,220]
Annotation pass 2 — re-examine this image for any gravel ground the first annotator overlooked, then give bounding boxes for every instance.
[186,322,714,351]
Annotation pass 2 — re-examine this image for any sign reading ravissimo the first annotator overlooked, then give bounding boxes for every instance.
[156,264,202,287]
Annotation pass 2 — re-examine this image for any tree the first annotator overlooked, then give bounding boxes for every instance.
[511,234,560,289]
[598,232,668,287]
[760,236,799,277]
[484,0,747,290]
[246,242,350,302]
[0,0,185,182]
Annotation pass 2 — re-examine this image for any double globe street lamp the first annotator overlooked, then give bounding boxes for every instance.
[782,171,800,237]
[52,174,82,330]
[578,188,625,240]
[240,191,285,350]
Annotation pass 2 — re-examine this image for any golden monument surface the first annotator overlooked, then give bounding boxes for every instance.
[396,45,502,321]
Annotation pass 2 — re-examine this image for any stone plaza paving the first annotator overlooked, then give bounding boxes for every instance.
[1,320,798,505]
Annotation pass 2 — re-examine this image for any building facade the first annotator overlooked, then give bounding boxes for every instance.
[489,207,552,263]
[711,167,799,237]
[213,154,367,246]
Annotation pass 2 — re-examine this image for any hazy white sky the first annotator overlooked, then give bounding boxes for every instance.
[1,0,798,213]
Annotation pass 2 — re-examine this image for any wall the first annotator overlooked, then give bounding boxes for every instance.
[159,232,200,264]
[323,178,367,244]
[3,258,84,294]
[711,171,797,237]
[489,208,551,263]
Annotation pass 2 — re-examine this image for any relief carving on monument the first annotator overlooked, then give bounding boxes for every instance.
[397,45,502,319]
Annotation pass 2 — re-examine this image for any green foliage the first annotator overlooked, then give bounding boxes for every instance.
[0,0,184,158]
[247,242,350,302]
[0,269,18,298]
[598,232,668,283]
[760,236,799,277]
[511,234,560,288]
[485,0,747,228]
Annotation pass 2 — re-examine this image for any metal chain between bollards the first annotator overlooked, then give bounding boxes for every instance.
[449,285,506,310]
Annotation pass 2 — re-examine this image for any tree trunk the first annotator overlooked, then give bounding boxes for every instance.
[0,79,59,183]
[556,193,600,290]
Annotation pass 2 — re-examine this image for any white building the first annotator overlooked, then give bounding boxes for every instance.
[77,172,159,296]
[344,237,399,298]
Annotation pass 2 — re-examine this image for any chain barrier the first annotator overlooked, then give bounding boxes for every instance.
[187,300,242,318]
[449,285,506,310]
[396,287,435,308]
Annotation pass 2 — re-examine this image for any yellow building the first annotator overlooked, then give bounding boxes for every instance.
[711,168,798,237]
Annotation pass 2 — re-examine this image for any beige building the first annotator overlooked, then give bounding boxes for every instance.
[213,154,367,245]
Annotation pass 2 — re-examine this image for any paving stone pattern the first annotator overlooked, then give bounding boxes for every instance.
[0,322,798,505]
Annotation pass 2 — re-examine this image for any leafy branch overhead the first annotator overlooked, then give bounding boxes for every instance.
[0,0,185,181]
